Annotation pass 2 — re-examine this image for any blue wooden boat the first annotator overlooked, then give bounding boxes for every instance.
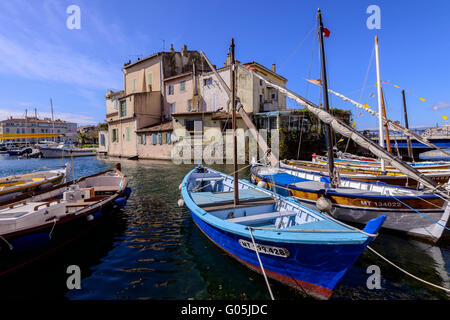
[181,165,386,299]
[419,149,450,161]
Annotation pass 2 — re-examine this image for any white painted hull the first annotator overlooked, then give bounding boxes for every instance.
[40,148,96,158]
[296,197,449,243]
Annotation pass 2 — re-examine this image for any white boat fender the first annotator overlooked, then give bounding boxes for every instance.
[87,211,102,221]
[179,183,182,191]
[316,196,333,212]
[178,199,185,207]
[257,180,267,189]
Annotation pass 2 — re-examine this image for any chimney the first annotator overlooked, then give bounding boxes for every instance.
[272,64,276,73]
[224,52,231,67]
[181,44,187,56]
[170,44,174,53]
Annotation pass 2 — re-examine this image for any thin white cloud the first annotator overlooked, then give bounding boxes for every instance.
[0,0,122,89]
[432,101,450,111]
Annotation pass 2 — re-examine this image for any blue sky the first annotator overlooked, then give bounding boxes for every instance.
[0,0,448,129]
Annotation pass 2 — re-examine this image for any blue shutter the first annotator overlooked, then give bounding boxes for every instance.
[158,132,162,145]
[167,132,171,144]
[152,133,156,145]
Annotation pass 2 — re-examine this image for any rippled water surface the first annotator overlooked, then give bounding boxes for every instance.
[0,155,449,300]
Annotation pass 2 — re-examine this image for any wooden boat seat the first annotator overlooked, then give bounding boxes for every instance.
[191,189,273,208]
[204,199,276,211]
[93,186,118,193]
[226,211,297,224]
[65,200,98,208]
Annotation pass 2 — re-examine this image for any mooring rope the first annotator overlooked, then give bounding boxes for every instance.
[0,235,13,250]
[248,227,275,300]
[367,245,450,293]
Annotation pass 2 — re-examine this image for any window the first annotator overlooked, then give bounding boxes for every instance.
[170,103,176,114]
[168,85,174,95]
[203,78,212,86]
[220,120,232,132]
[126,126,130,142]
[16,128,19,134]
[158,132,162,145]
[147,72,152,86]
[185,119,202,133]
[188,99,193,111]
[120,101,127,117]
[132,78,137,92]
[100,134,106,146]
[167,131,171,144]
[151,133,157,145]
[111,128,119,142]
[271,90,277,101]
[138,133,146,145]
[260,79,263,86]
[185,119,195,132]
[113,99,118,110]
[180,81,185,91]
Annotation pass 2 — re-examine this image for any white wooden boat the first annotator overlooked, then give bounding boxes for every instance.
[0,164,131,276]
[0,164,69,205]
[40,145,96,158]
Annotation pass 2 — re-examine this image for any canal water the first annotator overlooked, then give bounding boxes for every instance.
[0,155,449,300]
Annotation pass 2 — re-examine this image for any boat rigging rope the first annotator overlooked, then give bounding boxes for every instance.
[247,227,275,300]
[367,245,450,293]
[388,193,450,231]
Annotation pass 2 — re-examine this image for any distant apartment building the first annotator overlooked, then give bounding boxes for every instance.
[0,115,77,144]
[104,44,211,159]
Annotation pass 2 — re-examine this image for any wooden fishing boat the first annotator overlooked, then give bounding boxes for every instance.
[251,164,450,243]
[314,155,450,170]
[0,164,131,276]
[181,165,386,299]
[0,164,69,205]
[40,144,96,158]
[281,159,450,187]
[419,149,450,161]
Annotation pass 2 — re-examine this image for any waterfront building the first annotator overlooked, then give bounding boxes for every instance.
[105,44,211,158]
[0,115,77,144]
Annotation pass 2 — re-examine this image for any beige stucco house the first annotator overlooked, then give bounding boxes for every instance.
[105,44,210,158]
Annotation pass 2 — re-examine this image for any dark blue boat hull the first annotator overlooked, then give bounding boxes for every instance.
[190,210,369,299]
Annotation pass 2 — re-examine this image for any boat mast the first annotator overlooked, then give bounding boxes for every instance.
[317,9,336,187]
[231,38,239,206]
[380,87,392,152]
[402,89,414,162]
[375,36,386,171]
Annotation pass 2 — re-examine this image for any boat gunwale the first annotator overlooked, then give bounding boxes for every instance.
[182,167,370,245]
[255,164,442,201]
[0,168,127,239]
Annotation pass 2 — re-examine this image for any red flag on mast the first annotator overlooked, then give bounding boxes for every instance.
[323,27,330,37]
